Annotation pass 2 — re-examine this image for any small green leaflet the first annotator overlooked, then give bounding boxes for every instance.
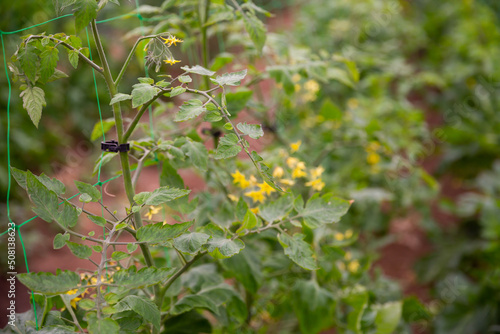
[26,171,58,222]
[115,295,161,330]
[90,118,115,140]
[174,232,210,255]
[206,237,245,259]
[298,193,351,229]
[68,49,79,68]
[20,86,46,128]
[20,43,38,84]
[109,93,132,105]
[278,233,318,270]
[236,210,257,234]
[87,315,119,334]
[74,181,101,202]
[210,69,247,86]
[53,233,70,249]
[131,83,160,108]
[17,270,80,294]
[113,266,175,289]
[40,47,59,83]
[180,65,215,76]
[237,122,264,139]
[133,186,190,205]
[66,241,92,259]
[74,0,98,32]
[174,99,206,122]
[243,13,267,53]
[214,133,242,159]
[346,289,369,333]
[137,221,194,244]
[169,86,186,97]
[375,302,402,334]
[259,194,293,223]
[178,75,192,83]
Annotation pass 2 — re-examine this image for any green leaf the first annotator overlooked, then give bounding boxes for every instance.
[226,90,253,114]
[37,173,66,195]
[46,68,69,82]
[178,75,192,83]
[17,270,80,294]
[137,221,193,244]
[236,210,257,234]
[163,311,212,334]
[26,171,58,222]
[115,295,161,330]
[66,241,92,259]
[292,280,335,334]
[174,99,205,122]
[211,69,247,86]
[73,0,98,32]
[243,13,266,53]
[180,65,215,76]
[74,181,101,202]
[40,47,59,83]
[259,194,293,223]
[87,314,119,334]
[90,118,115,141]
[299,193,351,229]
[171,283,238,315]
[204,104,222,122]
[20,86,46,128]
[53,233,70,249]
[169,86,186,97]
[214,133,242,159]
[138,77,154,84]
[111,251,129,261]
[78,299,95,310]
[113,266,174,289]
[320,98,342,121]
[79,193,92,203]
[206,237,245,259]
[131,83,159,108]
[375,302,402,334]
[57,200,79,228]
[236,122,264,139]
[127,243,138,253]
[161,160,184,188]
[20,43,38,84]
[109,93,132,105]
[223,122,233,130]
[133,186,190,206]
[181,139,208,171]
[11,167,27,190]
[221,248,262,294]
[174,232,210,255]
[346,289,369,333]
[68,49,79,68]
[278,233,318,270]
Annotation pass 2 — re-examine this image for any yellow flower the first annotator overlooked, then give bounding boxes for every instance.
[65,289,79,295]
[245,190,266,203]
[258,182,276,196]
[286,157,299,168]
[250,207,259,214]
[344,251,352,261]
[273,166,284,178]
[367,152,381,165]
[305,178,325,191]
[366,141,381,152]
[345,229,353,238]
[292,166,307,179]
[292,73,301,83]
[348,260,360,273]
[290,140,302,153]
[232,170,250,188]
[280,178,295,186]
[164,58,181,65]
[145,206,161,220]
[228,194,239,202]
[347,98,359,109]
[304,80,320,93]
[334,232,345,241]
[160,36,183,46]
[248,175,258,187]
[310,166,325,179]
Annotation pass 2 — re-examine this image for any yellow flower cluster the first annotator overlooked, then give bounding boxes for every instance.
[337,250,360,273]
[365,141,381,165]
[161,35,183,47]
[144,206,161,220]
[231,170,275,206]
[291,74,320,102]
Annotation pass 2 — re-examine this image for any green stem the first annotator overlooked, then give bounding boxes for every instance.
[200,0,211,89]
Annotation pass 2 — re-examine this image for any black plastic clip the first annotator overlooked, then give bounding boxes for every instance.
[101,140,130,153]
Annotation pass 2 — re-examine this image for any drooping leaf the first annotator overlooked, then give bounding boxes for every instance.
[180,65,215,76]
[346,289,369,333]
[40,47,59,83]
[292,280,335,334]
[214,133,242,159]
[73,0,98,32]
[131,83,159,108]
[206,237,245,259]
[174,232,210,255]
[236,122,264,139]
[133,186,190,206]
[20,86,46,128]
[375,301,402,334]
[210,69,247,86]
[181,139,208,171]
[19,43,38,84]
[68,49,79,68]
[66,241,92,259]
[109,93,132,105]
[278,233,318,270]
[74,180,101,202]
[174,99,206,122]
[17,270,80,294]
[115,295,161,330]
[243,13,266,53]
[299,193,351,229]
[137,221,193,244]
[113,266,175,289]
